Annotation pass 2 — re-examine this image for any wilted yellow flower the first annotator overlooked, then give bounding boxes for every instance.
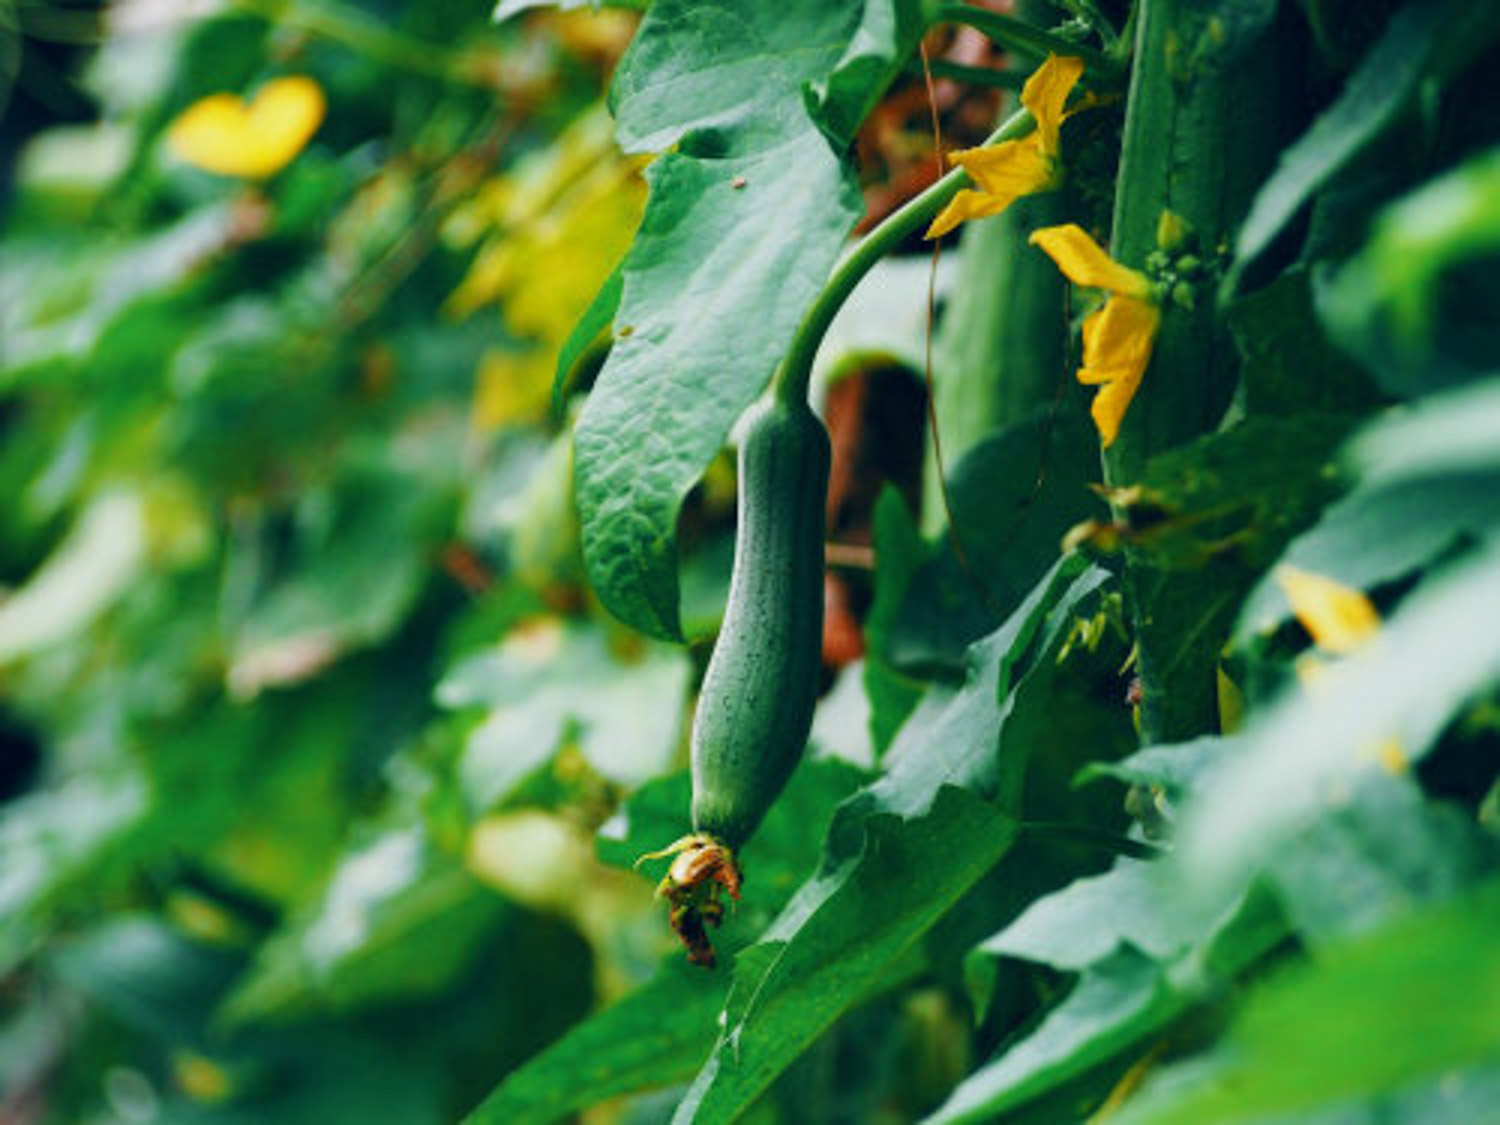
[1029,223,1160,446]
[168,76,326,179]
[1275,566,1381,655]
[926,54,1084,239]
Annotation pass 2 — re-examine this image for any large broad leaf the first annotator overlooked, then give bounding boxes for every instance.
[1113,880,1500,1125]
[573,0,918,637]
[1085,734,1499,951]
[1231,0,1500,283]
[671,558,1112,1122]
[926,949,1180,1125]
[1347,377,1500,487]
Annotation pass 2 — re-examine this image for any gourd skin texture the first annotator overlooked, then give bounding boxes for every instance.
[691,397,830,850]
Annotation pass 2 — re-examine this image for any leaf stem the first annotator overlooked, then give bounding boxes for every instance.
[909,58,1027,91]
[772,104,1034,407]
[929,2,1119,76]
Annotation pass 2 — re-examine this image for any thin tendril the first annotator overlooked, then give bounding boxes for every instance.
[920,38,1005,618]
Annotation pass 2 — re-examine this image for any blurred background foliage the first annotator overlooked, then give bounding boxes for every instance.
[4,2,1500,1124]
[0,2,674,1120]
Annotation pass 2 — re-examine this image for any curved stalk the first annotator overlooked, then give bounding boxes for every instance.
[930,2,1121,75]
[773,103,1035,407]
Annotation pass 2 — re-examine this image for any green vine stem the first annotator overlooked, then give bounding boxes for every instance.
[929,2,1121,75]
[772,104,1035,408]
[1102,0,1289,742]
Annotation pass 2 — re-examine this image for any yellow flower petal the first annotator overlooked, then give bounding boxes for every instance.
[922,57,1081,241]
[1088,373,1143,447]
[1029,224,1154,298]
[1021,54,1085,156]
[926,187,1024,239]
[1075,294,1158,446]
[1030,227,1161,447]
[951,136,1053,199]
[1275,565,1381,654]
[1082,294,1158,372]
[168,76,326,179]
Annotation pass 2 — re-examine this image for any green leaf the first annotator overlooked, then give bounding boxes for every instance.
[0,489,148,665]
[221,826,505,1023]
[926,872,1284,1124]
[439,619,691,808]
[574,0,870,637]
[552,262,622,416]
[809,0,926,146]
[1231,0,1500,283]
[575,141,860,638]
[893,408,1100,670]
[1183,534,1500,896]
[1237,379,1500,639]
[1225,271,1377,418]
[495,0,648,22]
[1114,879,1500,1125]
[1349,377,1500,486]
[1075,736,1229,800]
[671,558,1111,1122]
[1236,473,1500,641]
[1317,148,1500,396]
[47,915,243,1043]
[1262,771,1499,947]
[461,959,726,1125]
[607,3,856,156]
[0,769,150,974]
[925,948,1178,1125]
[986,860,1201,972]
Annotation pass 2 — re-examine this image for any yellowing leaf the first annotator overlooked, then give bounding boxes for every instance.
[1275,566,1382,654]
[168,76,325,179]
[472,347,554,431]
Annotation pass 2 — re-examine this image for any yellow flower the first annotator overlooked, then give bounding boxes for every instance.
[1275,566,1381,655]
[168,76,326,179]
[1275,566,1405,775]
[1029,223,1160,446]
[926,54,1084,239]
